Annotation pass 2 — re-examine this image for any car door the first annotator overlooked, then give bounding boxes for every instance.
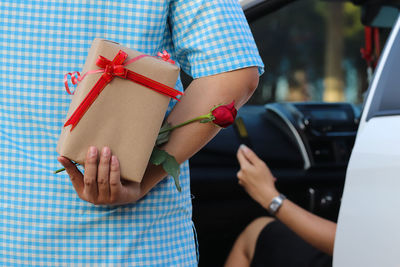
[334,15,400,267]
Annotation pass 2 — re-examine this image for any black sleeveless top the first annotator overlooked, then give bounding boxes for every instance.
[251,220,332,267]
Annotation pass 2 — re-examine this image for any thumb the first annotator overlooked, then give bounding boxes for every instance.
[239,144,261,165]
[57,156,84,194]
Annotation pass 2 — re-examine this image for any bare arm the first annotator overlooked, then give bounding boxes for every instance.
[58,67,259,205]
[236,145,336,256]
[139,67,259,194]
[273,196,336,255]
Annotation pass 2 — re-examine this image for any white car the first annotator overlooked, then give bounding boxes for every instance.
[334,14,400,267]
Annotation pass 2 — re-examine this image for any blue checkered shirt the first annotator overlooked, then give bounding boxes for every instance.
[0,0,263,266]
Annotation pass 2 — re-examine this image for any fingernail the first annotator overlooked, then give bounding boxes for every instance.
[89,146,97,157]
[102,147,110,157]
[240,144,249,153]
[111,155,118,165]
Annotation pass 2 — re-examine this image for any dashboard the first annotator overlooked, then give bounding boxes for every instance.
[265,102,360,169]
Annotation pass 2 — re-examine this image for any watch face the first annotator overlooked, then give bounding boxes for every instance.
[270,202,279,212]
[269,195,285,215]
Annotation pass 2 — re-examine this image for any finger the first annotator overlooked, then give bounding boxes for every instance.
[83,146,99,202]
[97,147,111,203]
[239,144,261,165]
[237,147,252,169]
[57,156,84,196]
[109,155,122,203]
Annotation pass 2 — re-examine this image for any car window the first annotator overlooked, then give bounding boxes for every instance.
[246,0,370,105]
[367,20,400,120]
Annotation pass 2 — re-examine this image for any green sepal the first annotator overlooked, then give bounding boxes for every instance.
[200,115,215,123]
[200,118,213,123]
[210,104,223,112]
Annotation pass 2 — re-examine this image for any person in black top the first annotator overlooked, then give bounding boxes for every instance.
[224,145,335,267]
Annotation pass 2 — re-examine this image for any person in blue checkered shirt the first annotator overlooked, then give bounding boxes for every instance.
[0,0,263,266]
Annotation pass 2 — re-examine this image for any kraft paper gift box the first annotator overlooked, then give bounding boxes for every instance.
[57,38,181,182]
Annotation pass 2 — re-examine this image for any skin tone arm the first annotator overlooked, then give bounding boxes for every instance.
[236,144,337,256]
[57,67,259,206]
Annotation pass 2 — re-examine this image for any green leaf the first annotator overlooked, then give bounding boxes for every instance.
[163,153,181,192]
[149,147,168,166]
[156,130,171,146]
[159,121,172,132]
[149,147,181,192]
[157,121,172,146]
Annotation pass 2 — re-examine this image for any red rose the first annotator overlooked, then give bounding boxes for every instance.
[211,101,237,128]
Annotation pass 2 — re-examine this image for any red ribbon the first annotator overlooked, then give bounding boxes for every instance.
[157,50,175,64]
[64,50,183,131]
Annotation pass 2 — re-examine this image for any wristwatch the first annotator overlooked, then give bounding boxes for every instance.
[267,194,286,216]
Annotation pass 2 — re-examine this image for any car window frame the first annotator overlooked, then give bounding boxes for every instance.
[366,15,400,121]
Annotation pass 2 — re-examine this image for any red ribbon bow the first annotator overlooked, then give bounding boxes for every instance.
[157,50,175,64]
[64,50,183,131]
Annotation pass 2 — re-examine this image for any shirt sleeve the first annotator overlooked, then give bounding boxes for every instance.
[169,0,264,78]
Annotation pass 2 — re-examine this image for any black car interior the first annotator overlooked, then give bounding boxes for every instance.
[190,103,360,266]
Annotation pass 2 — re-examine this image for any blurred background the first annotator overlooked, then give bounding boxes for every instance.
[245,0,390,105]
